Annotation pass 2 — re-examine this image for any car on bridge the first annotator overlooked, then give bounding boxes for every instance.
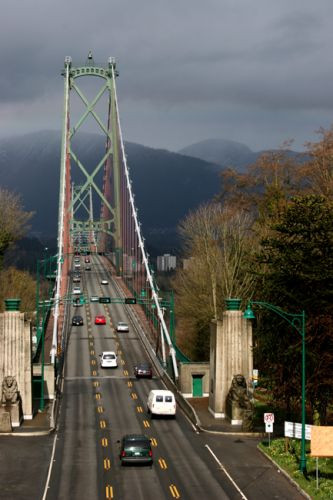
[72,287,81,295]
[147,390,176,418]
[85,266,91,271]
[100,351,117,368]
[72,315,84,326]
[90,295,99,303]
[101,279,109,285]
[119,434,153,466]
[95,315,106,325]
[72,276,80,283]
[116,321,129,332]
[134,362,153,379]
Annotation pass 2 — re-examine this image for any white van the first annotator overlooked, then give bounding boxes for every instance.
[147,390,176,417]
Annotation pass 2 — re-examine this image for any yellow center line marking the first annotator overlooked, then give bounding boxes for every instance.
[131,392,137,400]
[118,350,122,355]
[92,370,97,376]
[123,370,128,376]
[136,406,143,413]
[95,393,101,400]
[97,406,104,414]
[101,437,108,447]
[158,458,168,469]
[104,458,111,470]
[105,485,113,499]
[127,381,132,388]
[143,420,150,428]
[93,381,99,388]
[121,359,125,365]
[90,342,94,347]
[91,359,96,365]
[100,420,106,429]
[151,438,157,447]
[90,350,95,355]
[169,484,180,498]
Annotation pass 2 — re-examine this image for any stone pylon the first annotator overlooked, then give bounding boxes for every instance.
[208,310,252,419]
[0,304,32,419]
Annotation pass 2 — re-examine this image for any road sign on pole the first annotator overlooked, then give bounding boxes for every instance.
[99,297,111,304]
[264,413,275,424]
[265,422,273,433]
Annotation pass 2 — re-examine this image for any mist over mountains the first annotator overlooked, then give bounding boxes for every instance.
[178,138,259,171]
[0,131,298,255]
[0,131,221,253]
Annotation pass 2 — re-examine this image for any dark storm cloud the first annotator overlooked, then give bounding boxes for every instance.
[1,0,333,149]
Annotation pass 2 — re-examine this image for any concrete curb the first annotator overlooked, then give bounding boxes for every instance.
[197,426,266,437]
[257,444,312,499]
[0,429,54,437]
[185,400,266,437]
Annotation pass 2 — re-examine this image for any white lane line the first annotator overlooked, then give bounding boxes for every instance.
[42,432,58,500]
[205,444,248,500]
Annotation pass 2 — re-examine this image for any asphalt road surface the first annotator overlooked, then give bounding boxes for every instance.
[40,256,303,500]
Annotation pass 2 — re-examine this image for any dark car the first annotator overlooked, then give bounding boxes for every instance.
[85,266,91,271]
[119,434,153,465]
[134,362,153,379]
[72,315,84,326]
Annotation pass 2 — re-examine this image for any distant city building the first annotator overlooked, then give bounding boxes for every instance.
[157,254,177,272]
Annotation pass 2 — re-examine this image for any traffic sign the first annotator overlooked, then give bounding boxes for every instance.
[99,297,111,304]
[264,413,275,424]
[125,298,136,304]
[265,422,273,433]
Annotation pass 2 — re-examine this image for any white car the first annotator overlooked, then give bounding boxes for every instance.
[116,321,129,332]
[100,351,118,368]
[101,279,109,285]
[72,287,81,295]
[147,390,176,417]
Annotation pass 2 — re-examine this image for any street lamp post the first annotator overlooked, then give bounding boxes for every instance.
[244,300,307,473]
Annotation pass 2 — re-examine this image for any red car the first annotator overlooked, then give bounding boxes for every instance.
[95,315,106,325]
[85,257,90,263]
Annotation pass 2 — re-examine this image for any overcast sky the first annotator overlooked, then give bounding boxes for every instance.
[1,0,333,152]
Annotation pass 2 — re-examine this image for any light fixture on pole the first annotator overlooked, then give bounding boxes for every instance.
[244,300,307,474]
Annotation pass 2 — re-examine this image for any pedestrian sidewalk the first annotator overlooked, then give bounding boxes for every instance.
[1,400,54,436]
[188,397,265,435]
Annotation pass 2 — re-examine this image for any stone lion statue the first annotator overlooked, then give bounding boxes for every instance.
[227,374,253,410]
[1,376,19,405]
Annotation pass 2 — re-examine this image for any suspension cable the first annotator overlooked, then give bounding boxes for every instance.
[111,66,178,379]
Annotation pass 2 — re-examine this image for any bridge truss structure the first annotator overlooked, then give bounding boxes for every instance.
[52,54,178,377]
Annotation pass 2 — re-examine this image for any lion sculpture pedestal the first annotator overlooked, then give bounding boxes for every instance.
[0,376,22,430]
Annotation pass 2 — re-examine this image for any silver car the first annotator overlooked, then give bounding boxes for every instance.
[116,321,129,332]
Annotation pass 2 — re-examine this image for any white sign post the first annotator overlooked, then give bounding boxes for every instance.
[264,413,274,446]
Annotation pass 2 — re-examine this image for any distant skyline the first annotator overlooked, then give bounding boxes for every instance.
[1,0,333,153]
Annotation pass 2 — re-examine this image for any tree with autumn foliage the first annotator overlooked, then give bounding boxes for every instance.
[173,203,256,360]
[0,188,33,270]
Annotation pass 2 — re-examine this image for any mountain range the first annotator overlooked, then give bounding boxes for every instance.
[0,131,298,255]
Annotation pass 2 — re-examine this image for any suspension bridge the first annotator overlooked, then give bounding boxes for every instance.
[12,54,300,500]
[50,53,182,377]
